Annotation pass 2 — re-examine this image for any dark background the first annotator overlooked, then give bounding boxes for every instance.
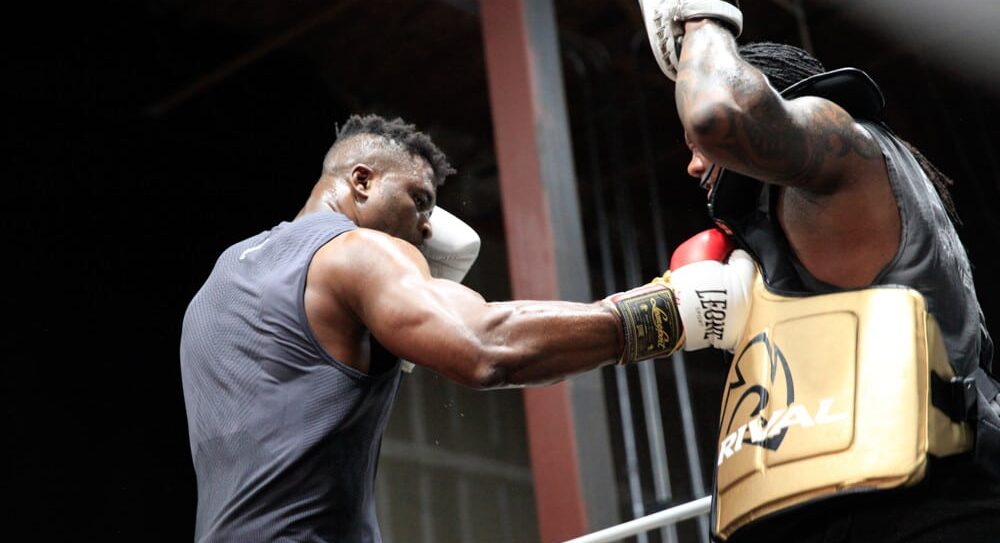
[8,1,999,540]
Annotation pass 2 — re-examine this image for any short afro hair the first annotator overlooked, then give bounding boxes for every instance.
[332,113,455,186]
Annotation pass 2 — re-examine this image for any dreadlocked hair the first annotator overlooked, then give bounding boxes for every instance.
[332,113,455,186]
[737,41,826,92]
[737,41,961,225]
[899,139,961,225]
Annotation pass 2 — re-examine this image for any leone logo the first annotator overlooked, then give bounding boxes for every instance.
[716,331,848,467]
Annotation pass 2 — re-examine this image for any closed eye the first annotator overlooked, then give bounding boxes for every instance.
[413,191,434,212]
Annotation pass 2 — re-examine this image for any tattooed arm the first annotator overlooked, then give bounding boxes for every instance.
[675,20,882,194]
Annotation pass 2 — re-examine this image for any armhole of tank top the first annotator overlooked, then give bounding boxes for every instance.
[861,121,910,286]
[295,225,384,383]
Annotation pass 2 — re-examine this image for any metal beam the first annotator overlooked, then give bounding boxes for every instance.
[480,0,618,541]
[435,0,479,15]
[144,1,363,117]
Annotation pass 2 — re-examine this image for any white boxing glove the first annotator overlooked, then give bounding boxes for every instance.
[638,0,744,81]
[421,206,481,283]
[671,248,756,352]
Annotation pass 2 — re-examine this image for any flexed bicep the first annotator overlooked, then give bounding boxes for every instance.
[316,229,493,382]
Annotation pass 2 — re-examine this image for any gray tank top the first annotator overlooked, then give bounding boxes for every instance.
[180,211,401,542]
[787,121,992,377]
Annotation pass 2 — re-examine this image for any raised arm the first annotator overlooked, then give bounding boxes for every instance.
[675,20,882,192]
[318,229,623,389]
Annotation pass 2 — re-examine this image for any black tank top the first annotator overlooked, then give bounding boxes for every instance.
[718,121,992,378]
[788,121,991,377]
[180,211,401,542]
[714,117,1000,543]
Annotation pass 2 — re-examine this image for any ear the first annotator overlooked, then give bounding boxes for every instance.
[349,164,375,201]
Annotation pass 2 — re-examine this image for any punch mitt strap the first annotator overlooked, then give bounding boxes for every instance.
[638,0,743,81]
[605,278,685,364]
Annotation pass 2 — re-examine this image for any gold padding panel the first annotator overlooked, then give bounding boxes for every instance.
[713,274,971,540]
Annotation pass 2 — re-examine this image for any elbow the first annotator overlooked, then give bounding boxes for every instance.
[684,100,739,154]
[466,347,565,390]
[463,344,514,390]
[683,74,779,159]
[451,362,506,391]
[455,305,559,390]
[454,307,519,390]
[469,361,509,390]
[460,337,541,390]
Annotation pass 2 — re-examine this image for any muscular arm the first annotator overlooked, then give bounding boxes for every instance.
[317,229,622,389]
[675,20,882,193]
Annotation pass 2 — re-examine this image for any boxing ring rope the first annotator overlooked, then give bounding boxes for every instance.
[563,496,712,543]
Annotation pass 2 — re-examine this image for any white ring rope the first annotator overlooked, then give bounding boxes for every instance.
[562,496,712,543]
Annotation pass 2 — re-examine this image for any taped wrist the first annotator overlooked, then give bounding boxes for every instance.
[605,280,685,364]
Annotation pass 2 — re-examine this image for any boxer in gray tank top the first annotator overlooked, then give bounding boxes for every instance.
[179,114,756,542]
[181,212,398,542]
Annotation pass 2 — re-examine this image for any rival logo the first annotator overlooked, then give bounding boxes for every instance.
[717,331,848,467]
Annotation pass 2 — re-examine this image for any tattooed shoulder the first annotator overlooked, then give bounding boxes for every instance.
[738,98,882,186]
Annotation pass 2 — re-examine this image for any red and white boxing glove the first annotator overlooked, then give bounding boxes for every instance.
[669,228,755,352]
[602,228,755,363]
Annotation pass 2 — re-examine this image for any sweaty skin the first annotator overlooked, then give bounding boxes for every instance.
[300,134,623,382]
[677,20,901,289]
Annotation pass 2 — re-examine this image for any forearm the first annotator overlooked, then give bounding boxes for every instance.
[370,277,624,389]
[474,238,757,385]
[675,20,752,127]
[472,300,623,388]
[675,21,797,180]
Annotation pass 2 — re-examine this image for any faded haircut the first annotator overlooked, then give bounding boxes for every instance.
[738,41,960,224]
[326,113,455,186]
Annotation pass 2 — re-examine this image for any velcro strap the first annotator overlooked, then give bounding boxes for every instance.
[608,284,684,364]
[930,371,977,423]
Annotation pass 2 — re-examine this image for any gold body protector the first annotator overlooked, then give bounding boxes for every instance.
[713,271,973,540]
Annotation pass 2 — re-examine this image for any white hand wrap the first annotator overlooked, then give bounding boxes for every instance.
[639,0,744,80]
[421,206,481,283]
[670,249,755,352]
